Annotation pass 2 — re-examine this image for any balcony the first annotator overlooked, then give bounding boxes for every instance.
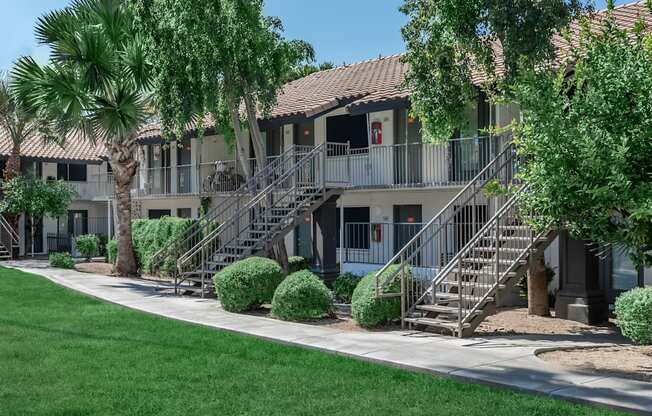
[326,136,502,189]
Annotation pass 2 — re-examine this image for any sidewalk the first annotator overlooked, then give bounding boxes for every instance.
[3,260,651,415]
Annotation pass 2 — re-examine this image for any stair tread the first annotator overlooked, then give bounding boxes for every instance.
[404,317,471,329]
[415,304,483,315]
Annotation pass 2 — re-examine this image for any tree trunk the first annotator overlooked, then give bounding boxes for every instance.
[527,250,550,316]
[243,93,289,270]
[109,140,140,277]
[3,144,21,236]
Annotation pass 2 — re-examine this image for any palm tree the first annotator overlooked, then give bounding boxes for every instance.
[0,72,40,236]
[12,0,152,276]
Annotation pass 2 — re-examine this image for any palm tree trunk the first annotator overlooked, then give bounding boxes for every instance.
[3,144,21,237]
[110,141,140,277]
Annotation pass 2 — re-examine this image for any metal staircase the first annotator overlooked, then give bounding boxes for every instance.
[149,144,314,282]
[373,141,554,337]
[161,143,346,296]
[0,215,19,260]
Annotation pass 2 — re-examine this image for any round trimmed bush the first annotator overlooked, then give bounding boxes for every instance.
[75,234,100,261]
[49,252,75,269]
[351,265,409,327]
[271,270,332,321]
[615,287,652,345]
[213,257,284,312]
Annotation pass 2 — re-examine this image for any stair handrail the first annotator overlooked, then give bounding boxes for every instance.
[0,215,19,245]
[176,143,326,272]
[149,144,312,273]
[373,139,517,295]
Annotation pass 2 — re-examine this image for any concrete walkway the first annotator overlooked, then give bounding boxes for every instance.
[3,260,651,415]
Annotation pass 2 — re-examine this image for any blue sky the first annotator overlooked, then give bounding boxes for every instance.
[0,0,631,72]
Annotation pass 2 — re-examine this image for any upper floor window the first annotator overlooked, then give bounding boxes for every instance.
[57,163,87,182]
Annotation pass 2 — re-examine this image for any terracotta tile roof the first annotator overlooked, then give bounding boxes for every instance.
[0,128,106,164]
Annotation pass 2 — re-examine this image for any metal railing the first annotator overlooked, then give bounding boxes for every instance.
[326,136,502,189]
[176,144,330,287]
[0,215,19,258]
[148,145,313,276]
[373,140,519,297]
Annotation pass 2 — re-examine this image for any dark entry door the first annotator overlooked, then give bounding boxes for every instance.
[68,210,89,236]
[295,222,313,261]
[393,205,422,262]
[452,205,488,254]
[394,109,422,185]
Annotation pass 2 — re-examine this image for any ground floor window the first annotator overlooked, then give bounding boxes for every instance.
[177,208,192,219]
[611,247,643,291]
[148,209,171,219]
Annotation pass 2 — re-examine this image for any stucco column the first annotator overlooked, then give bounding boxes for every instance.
[311,195,340,286]
[555,230,608,324]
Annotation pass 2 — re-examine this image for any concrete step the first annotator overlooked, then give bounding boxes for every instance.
[404,317,471,331]
[415,304,483,315]
[462,257,527,266]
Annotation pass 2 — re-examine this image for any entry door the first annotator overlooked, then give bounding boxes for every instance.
[295,222,313,261]
[68,210,89,236]
[148,145,171,194]
[452,205,488,254]
[393,205,422,263]
[394,109,422,185]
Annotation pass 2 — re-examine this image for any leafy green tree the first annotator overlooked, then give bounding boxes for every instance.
[0,72,41,233]
[286,61,334,82]
[0,176,76,256]
[12,0,153,276]
[131,0,313,270]
[513,6,652,268]
[400,0,590,141]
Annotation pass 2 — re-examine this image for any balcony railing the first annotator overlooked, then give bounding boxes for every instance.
[326,136,503,189]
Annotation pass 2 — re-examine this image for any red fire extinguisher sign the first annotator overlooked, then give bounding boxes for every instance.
[371,121,382,144]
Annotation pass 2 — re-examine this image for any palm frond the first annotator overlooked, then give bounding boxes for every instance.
[91,85,148,143]
[121,37,152,91]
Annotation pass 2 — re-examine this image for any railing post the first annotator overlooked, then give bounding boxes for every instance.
[400,253,406,330]
[457,255,463,337]
[346,141,351,184]
[494,219,501,306]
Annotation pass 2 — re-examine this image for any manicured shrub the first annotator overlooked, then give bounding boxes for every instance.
[615,287,652,345]
[271,270,332,321]
[75,234,100,261]
[107,239,118,265]
[49,252,75,269]
[131,217,195,274]
[288,256,309,274]
[333,272,362,303]
[351,265,409,328]
[213,257,284,313]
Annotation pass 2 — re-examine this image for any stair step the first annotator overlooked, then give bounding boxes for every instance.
[435,292,494,302]
[473,246,524,254]
[415,304,483,315]
[449,268,517,278]
[440,281,505,290]
[404,317,471,330]
[484,235,533,242]
[462,257,527,266]
[500,225,530,231]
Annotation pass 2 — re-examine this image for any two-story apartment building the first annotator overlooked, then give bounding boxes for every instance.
[1,2,649,313]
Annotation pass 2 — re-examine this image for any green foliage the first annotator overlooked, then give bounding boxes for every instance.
[107,239,118,265]
[75,234,100,261]
[271,270,332,321]
[288,256,309,274]
[513,10,652,267]
[131,0,314,146]
[213,257,284,313]
[0,176,76,219]
[49,252,75,269]
[615,287,652,345]
[333,273,362,303]
[400,0,590,141]
[351,266,409,327]
[482,179,509,199]
[131,217,195,274]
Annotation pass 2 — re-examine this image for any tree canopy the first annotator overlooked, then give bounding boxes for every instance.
[0,176,77,220]
[514,7,652,267]
[401,0,590,140]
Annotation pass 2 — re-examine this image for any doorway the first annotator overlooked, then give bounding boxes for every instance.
[393,205,422,263]
[394,109,422,185]
[24,216,44,254]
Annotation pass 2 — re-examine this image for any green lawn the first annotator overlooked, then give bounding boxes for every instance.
[0,267,622,416]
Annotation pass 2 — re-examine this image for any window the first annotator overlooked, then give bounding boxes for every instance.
[177,208,192,219]
[57,163,87,181]
[337,207,370,249]
[21,161,42,178]
[612,247,642,291]
[148,209,171,219]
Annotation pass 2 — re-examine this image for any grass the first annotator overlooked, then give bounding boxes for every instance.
[0,266,624,416]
